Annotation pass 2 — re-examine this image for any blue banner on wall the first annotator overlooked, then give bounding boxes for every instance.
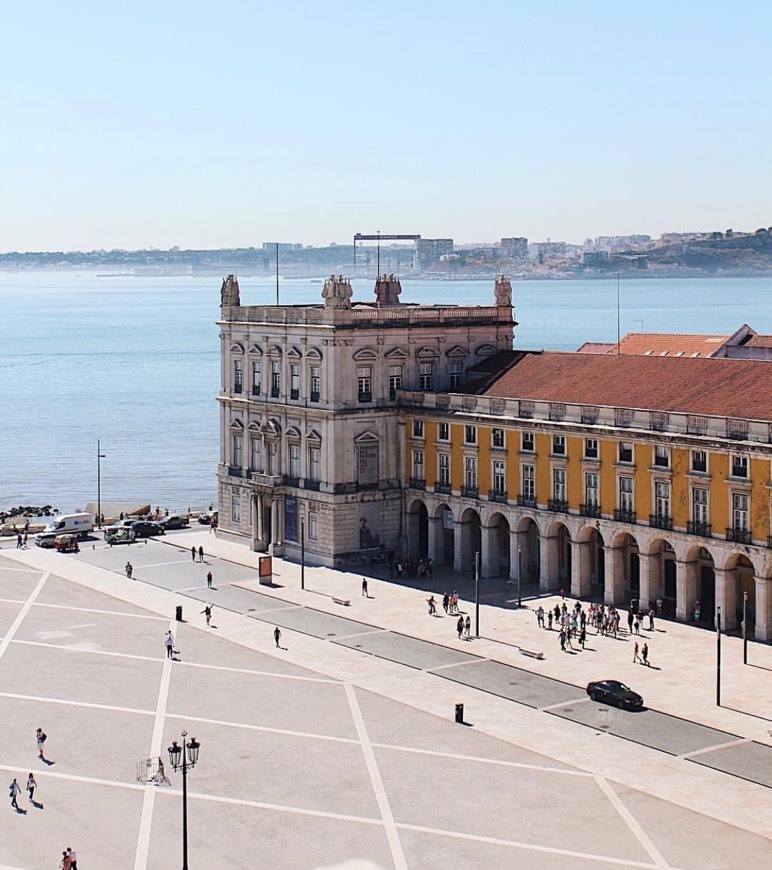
[284,495,298,543]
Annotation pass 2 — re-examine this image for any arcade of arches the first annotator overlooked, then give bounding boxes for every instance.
[405,497,772,641]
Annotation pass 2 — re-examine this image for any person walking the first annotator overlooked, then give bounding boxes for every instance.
[547,610,553,630]
[125,562,133,579]
[559,629,566,652]
[16,533,22,549]
[642,642,649,666]
[426,595,436,616]
[648,609,655,631]
[26,773,37,804]
[206,571,213,589]
[464,615,471,638]
[442,593,449,614]
[536,605,545,628]
[627,609,634,633]
[456,615,464,639]
[191,546,196,562]
[36,727,47,760]
[274,626,282,648]
[201,604,213,627]
[198,545,204,563]
[66,846,78,869]
[579,626,587,648]
[633,641,640,663]
[361,578,368,597]
[165,631,175,659]
[59,851,71,870]
[9,778,21,810]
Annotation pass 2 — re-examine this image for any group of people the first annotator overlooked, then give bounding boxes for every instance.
[442,591,461,615]
[59,847,78,869]
[389,557,433,579]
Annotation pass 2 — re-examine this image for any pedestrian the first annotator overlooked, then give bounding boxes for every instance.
[648,609,655,631]
[627,609,634,633]
[125,562,133,579]
[536,605,544,628]
[274,626,282,648]
[579,626,586,648]
[198,545,204,563]
[60,851,71,870]
[361,578,368,597]
[442,593,449,614]
[559,629,566,651]
[36,727,46,759]
[26,773,36,802]
[633,641,640,663]
[206,571,213,589]
[456,616,464,639]
[642,642,649,666]
[464,615,471,637]
[191,546,196,562]
[201,604,213,627]
[16,533,22,549]
[165,631,175,659]
[67,846,78,869]
[427,595,436,615]
[9,778,21,810]
[547,610,553,630]
[23,532,28,547]
[634,614,640,635]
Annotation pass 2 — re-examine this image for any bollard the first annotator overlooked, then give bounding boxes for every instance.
[175,605,183,622]
[455,703,464,724]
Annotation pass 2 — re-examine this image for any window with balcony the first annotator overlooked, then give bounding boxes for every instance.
[309,447,321,483]
[250,437,262,473]
[654,445,670,468]
[731,454,748,478]
[287,443,300,481]
[234,359,243,394]
[412,450,425,486]
[438,422,449,441]
[550,466,567,510]
[389,365,402,400]
[689,487,709,536]
[521,431,534,452]
[232,434,243,467]
[310,365,320,402]
[492,428,505,448]
[290,364,300,400]
[692,450,707,473]
[465,425,477,445]
[266,440,277,475]
[413,419,424,438]
[438,452,450,490]
[492,459,506,497]
[652,480,671,529]
[463,456,478,496]
[520,464,535,504]
[231,494,241,524]
[552,434,566,455]
[732,492,749,530]
[582,472,599,516]
[419,362,433,392]
[584,438,598,459]
[449,362,463,389]
[616,476,634,522]
[252,361,262,396]
[271,361,281,397]
[308,510,318,540]
[357,367,372,403]
[618,442,633,463]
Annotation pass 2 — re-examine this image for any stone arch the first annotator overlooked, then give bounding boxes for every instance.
[457,507,482,574]
[573,524,605,598]
[604,530,640,605]
[641,536,677,616]
[433,501,455,567]
[514,515,540,586]
[229,342,245,354]
[484,511,511,579]
[543,519,571,592]
[406,497,429,560]
[721,551,755,629]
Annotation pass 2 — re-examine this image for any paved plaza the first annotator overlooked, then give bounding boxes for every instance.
[0,532,770,869]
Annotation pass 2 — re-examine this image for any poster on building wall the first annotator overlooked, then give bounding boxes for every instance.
[358,443,379,486]
[284,495,298,542]
[358,502,380,550]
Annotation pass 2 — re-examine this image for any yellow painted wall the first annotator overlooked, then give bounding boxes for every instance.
[566,435,582,506]
[671,446,690,526]
[599,439,616,511]
[636,443,653,519]
[710,453,729,532]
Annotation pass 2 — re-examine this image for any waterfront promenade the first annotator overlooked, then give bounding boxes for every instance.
[0,532,770,869]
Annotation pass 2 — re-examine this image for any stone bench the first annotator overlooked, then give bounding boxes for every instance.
[332,597,351,607]
[519,647,544,660]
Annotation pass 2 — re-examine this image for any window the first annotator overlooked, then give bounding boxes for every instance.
[655,481,670,517]
[357,367,372,403]
[413,419,424,438]
[552,434,565,455]
[231,494,241,524]
[290,364,300,400]
[232,434,243,467]
[731,454,748,478]
[521,431,534,452]
[266,440,277,474]
[464,456,477,489]
[308,510,318,540]
[552,467,566,501]
[732,492,749,530]
[619,476,634,512]
[492,428,505,448]
[465,425,477,445]
[271,361,281,397]
[413,450,425,482]
[691,450,707,473]
[618,442,633,463]
[419,362,433,392]
[309,447,321,482]
[438,422,449,441]
[252,361,262,396]
[654,445,670,468]
[234,359,243,394]
[692,487,708,524]
[389,365,402,401]
[584,438,598,459]
[250,437,262,472]
[438,453,450,486]
[449,362,463,389]
[288,443,300,479]
[522,464,535,499]
[585,472,599,506]
[493,459,506,495]
[310,366,321,402]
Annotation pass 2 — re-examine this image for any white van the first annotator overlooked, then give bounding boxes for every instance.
[40,512,94,539]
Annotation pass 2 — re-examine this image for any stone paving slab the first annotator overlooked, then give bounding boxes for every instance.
[549,700,741,756]
[181,583,291,614]
[431,658,586,708]
[689,740,772,789]
[248,602,383,640]
[334,630,482,670]
[0,600,22,634]
[33,573,164,618]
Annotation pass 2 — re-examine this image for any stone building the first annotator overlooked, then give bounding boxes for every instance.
[216,273,515,567]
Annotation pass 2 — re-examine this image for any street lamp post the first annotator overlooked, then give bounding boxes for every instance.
[96,440,106,528]
[517,544,523,608]
[474,550,480,637]
[168,730,201,870]
[743,591,748,665]
[716,605,722,707]
[301,517,305,591]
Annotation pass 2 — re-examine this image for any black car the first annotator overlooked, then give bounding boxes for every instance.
[586,680,643,710]
[130,520,165,538]
[158,514,189,530]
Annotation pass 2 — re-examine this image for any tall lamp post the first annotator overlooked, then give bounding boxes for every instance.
[742,591,748,665]
[474,550,480,637]
[300,517,306,591]
[96,440,106,528]
[517,544,523,608]
[715,605,722,707]
[168,730,201,870]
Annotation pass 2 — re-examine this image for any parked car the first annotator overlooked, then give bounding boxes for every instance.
[54,534,80,553]
[131,520,165,538]
[197,510,218,525]
[104,519,137,531]
[104,527,136,545]
[586,680,644,710]
[35,532,59,548]
[159,514,189,530]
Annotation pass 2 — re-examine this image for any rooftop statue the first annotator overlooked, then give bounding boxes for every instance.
[220,274,241,307]
[494,274,512,307]
[374,272,402,305]
[322,274,353,309]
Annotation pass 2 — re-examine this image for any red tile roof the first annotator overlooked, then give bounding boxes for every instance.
[613,333,729,357]
[745,334,772,348]
[482,352,772,420]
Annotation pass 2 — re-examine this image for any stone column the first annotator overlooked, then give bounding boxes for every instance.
[604,546,625,604]
[427,515,440,565]
[539,533,557,593]
[480,524,494,579]
[453,519,466,573]
[754,576,771,642]
[271,499,279,546]
[250,495,258,552]
[714,567,737,630]
[571,539,591,600]
[256,494,265,550]
[676,560,698,622]
[509,530,521,582]
[637,553,652,612]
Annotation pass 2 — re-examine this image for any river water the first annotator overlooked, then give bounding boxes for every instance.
[1,272,771,513]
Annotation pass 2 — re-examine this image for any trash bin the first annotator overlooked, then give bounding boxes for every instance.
[175,605,183,622]
[455,703,464,724]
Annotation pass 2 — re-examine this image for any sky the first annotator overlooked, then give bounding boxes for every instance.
[2,0,770,251]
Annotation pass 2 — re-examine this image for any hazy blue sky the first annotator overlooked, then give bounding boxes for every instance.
[2,1,770,251]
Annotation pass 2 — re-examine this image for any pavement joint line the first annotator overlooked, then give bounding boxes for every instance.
[134,617,176,870]
[0,571,49,663]
[167,710,360,745]
[0,565,39,573]
[29,600,168,621]
[325,629,388,640]
[540,697,591,712]
[0,690,153,717]
[680,737,751,759]
[10,637,162,664]
[133,559,192,569]
[0,596,26,604]
[179,658,340,683]
[429,658,495,672]
[0,761,146,793]
[345,684,408,869]
[595,775,671,868]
